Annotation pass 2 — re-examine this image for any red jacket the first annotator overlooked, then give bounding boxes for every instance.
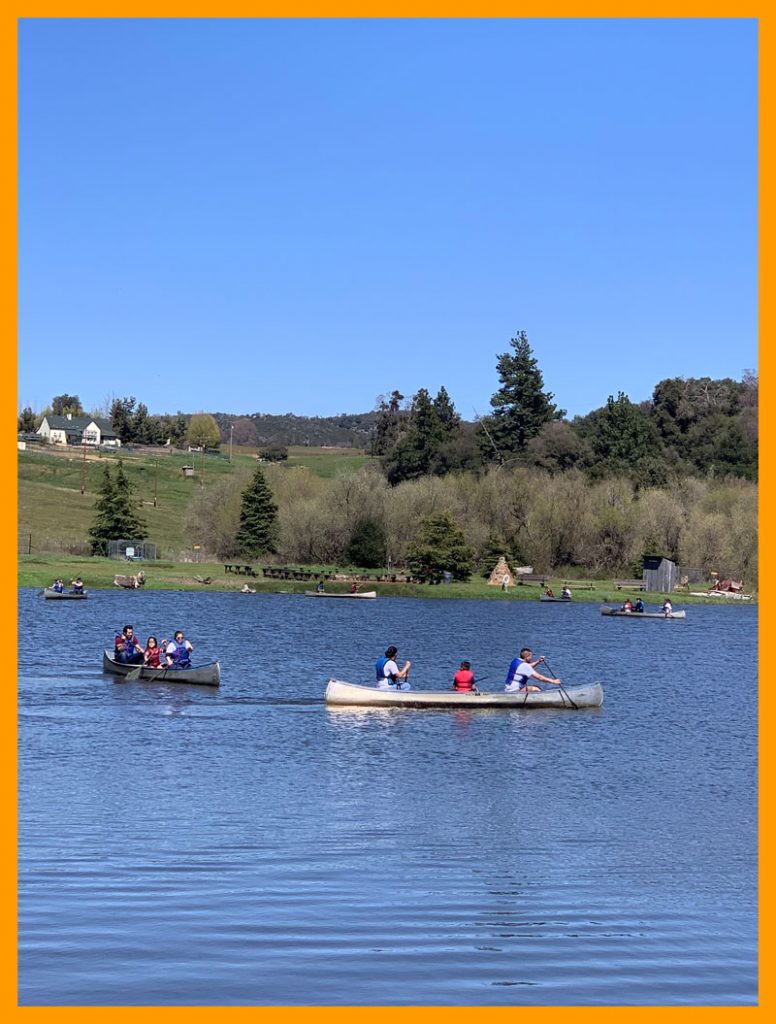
[453,670,475,691]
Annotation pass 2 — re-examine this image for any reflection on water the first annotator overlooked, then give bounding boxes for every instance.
[18,589,757,1006]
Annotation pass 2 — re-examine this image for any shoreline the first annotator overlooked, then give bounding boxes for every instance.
[18,555,757,605]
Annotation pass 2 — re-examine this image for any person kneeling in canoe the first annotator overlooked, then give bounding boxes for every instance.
[453,661,476,692]
[165,630,193,669]
[375,645,411,690]
[504,647,561,693]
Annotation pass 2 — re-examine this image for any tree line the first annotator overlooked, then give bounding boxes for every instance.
[20,334,757,488]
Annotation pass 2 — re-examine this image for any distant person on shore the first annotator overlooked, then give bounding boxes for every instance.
[115,625,144,664]
[504,647,562,693]
[453,660,476,692]
[165,631,193,668]
[144,636,162,668]
[375,645,411,690]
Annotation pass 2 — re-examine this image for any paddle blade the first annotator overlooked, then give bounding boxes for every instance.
[125,665,144,680]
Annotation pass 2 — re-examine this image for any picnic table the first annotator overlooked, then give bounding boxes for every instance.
[224,564,257,576]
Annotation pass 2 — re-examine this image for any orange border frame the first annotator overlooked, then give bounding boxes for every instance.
[5,7,766,1020]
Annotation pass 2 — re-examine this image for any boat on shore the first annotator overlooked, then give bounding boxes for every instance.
[44,588,87,600]
[304,590,377,599]
[324,678,603,709]
[102,650,221,686]
[601,608,686,619]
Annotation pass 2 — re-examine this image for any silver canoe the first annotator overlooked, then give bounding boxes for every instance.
[539,595,572,602]
[601,608,685,619]
[324,678,603,709]
[44,588,88,599]
[304,590,377,599]
[102,650,221,686]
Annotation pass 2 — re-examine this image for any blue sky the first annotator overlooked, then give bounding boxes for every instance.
[18,17,757,421]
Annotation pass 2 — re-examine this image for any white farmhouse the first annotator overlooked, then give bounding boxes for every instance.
[37,414,120,447]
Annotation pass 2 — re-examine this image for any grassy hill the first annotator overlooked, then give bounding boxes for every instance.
[18,444,371,559]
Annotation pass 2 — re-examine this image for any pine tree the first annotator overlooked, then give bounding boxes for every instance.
[234,465,278,557]
[88,461,148,555]
[406,511,474,583]
[485,331,562,459]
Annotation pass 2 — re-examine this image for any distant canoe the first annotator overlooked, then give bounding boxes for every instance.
[324,678,603,709]
[44,588,87,600]
[539,595,572,602]
[601,608,686,619]
[102,650,221,686]
[304,591,377,599]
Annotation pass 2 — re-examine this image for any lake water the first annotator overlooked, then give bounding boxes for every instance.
[18,588,758,1006]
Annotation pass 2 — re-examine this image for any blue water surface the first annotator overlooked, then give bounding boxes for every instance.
[18,588,758,1006]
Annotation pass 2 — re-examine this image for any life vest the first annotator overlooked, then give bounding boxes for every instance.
[145,646,161,667]
[375,657,390,681]
[168,640,191,665]
[453,670,475,691]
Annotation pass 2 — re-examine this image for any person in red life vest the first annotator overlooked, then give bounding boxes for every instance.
[621,598,633,613]
[115,624,144,664]
[144,636,163,668]
[453,660,476,692]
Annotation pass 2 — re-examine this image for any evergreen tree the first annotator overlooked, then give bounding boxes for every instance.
[371,390,406,455]
[234,465,278,557]
[584,392,664,485]
[18,406,37,432]
[345,516,387,568]
[88,461,148,554]
[406,511,474,583]
[52,393,83,416]
[111,396,137,443]
[484,331,562,459]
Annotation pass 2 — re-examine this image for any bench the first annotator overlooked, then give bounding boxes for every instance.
[562,581,596,590]
[515,574,549,586]
[224,564,257,576]
[613,579,647,590]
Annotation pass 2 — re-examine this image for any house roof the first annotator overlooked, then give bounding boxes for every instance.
[43,415,117,438]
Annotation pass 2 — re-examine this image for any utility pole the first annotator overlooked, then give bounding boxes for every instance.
[229,423,234,463]
[153,456,158,508]
[80,444,87,494]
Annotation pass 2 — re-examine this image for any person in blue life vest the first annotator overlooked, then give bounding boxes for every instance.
[165,630,193,668]
[452,661,476,692]
[375,645,411,690]
[115,624,144,664]
[51,578,64,593]
[504,646,561,693]
[634,597,645,613]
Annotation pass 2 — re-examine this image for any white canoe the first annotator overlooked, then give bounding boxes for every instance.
[601,608,685,619]
[304,591,377,599]
[324,678,603,709]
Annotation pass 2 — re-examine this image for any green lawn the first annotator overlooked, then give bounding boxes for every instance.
[18,444,371,558]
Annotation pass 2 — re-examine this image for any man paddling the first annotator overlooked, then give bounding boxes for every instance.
[375,645,411,691]
[504,647,561,693]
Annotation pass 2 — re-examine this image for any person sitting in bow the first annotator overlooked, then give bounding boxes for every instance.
[51,579,64,593]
